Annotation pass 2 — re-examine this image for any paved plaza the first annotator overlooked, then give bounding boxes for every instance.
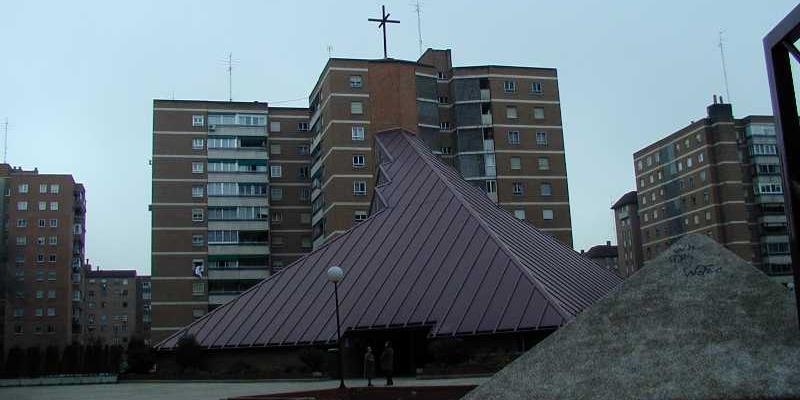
[0,377,487,400]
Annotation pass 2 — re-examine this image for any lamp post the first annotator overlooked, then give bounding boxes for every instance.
[327,266,346,389]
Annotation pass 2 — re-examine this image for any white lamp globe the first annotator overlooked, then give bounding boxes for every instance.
[327,266,344,283]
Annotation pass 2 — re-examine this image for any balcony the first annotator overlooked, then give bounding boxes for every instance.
[208,268,270,280]
[208,244,270,256]
[480,89,490,101]
[208,197,269,207]
[759,214,787,227]
[208,220,269,231]
[208,148,268,160]
[481,113,493,126]
[209,125,266,137]
[755,194,785,204]
[208,292,238,306]
[763,254,791,265]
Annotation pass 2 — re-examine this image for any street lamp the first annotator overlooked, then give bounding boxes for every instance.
[327,265,346,389]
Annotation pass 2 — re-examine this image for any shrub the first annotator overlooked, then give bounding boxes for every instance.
[175,335,204,371]
[427,338,468,366]
[4,347,24,377]
[298,347,327,372]
[126,337,155,374]
[44,345,61,374]
[26,347,42,377]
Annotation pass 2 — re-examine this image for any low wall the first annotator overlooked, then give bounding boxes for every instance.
[0,374,117,387]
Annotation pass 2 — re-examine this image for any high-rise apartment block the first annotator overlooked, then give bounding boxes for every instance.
[611,191,643,277]
[310,49,573,246]
[151,49,573,341]
[615,100,792,283]
[0,165,87,352]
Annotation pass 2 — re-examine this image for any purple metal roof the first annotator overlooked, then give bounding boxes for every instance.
[156,130,621,350]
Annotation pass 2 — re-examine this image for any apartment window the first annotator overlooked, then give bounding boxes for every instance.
[530,82,542,93]
[354,210,368,222]
[50,201,58,211]
[48,236,57,245]
[17,219,27,228]
[49,219,58,228]
[353,154,366,168]
[50,184,59,194]
[16,236,26,246]
[703,190,709,204]
[514,209,526,220]
[693,215,700,225]
[647,156,652,167]
[19,184,28,193]
[540,183,553,196]
[644,213,649,222]
[301,238,313,249]
[350,75,363,88]
[649,175,654,184]
[506,106,518,119]
[297,145,310,155]
[300,213,311,224]
[538,157,550,171]
[270,121,281,132]
[637,160,643,171]
[37,236,45,245]
[38,201,46,211]
[270,144,282,155]
[47,271,56,280]
[699,171,707,182]
[353,181,367,196]
[440,146,452,155]
[192,138,204,149]
[440,122,451,131]
[36,254,44,263]
[512,182,524,196]
[352,126,365,141]
[687,158,693,168]
[192,208,204,222]
[48,290,55,299]
[272,236,285,247]
[270,187,284,201]
[486,180,497,194]
[298,166,310,179]
[437,71,447,79]
[298,122,310,132]
[705,211,712,221]
[350,101,363,115]
[503,80,517,93]
[542,209,554,220]
[36,290,44,299]
[508,131,520,145]
[510,157,521,170]
[192,282,205,296]
[192,115,204,127]
[192,234,204,246]
[39,184,48,193]
[192,185,204,198]
[270,165,282,178]
[48,255,56,263]
[192,162,204,174]
[36,308,44,317]
[533,107,545,120]
[677,161,683,172]
[438,96,449,104]
[698,152,704,163]
[536,132,548,146]
[299,187,310,201]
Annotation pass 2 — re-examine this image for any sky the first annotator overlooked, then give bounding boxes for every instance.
[0,1,796,275]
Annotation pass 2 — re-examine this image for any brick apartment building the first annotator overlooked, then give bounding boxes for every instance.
[0,165,87,351]
[136,275,151,344]
[84,269,138,346]
[611,191,643,278]
[151,48,573,342]
[613,99,792,283]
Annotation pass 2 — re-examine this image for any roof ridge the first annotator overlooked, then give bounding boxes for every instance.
[395,132,572,320]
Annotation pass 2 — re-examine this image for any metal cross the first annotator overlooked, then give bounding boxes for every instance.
[368,5,400,58]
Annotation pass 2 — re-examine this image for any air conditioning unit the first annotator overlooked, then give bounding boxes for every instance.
[209,125,216,131]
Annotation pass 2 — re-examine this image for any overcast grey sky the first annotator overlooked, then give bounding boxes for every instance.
[0,1,795,274]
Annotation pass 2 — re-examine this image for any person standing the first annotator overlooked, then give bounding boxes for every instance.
[380,341,394,386]
[363,346,375,387]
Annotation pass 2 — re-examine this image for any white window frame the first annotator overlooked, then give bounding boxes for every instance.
[50,184,59,194]
[39,184,47,193]
[192,138,205,150]
[536,132,547,146]
[192,162,204,174]
[192,185,204,198]
[533,107,545,120]
[538,157,550,171]
[352,154,366,168]
[514,209,526,220]
[350,75,363,88]
[352,126,365,141]
[506,106,518,119]
[270,165,282,178]
[542,209,554,220]
[503,80,517,93]
[510,157,521,170]
[350,101,364,115]
[50,202,59,211]
[18,184,28,193]
[354,210,368,222]
[353,181,367,196]
[530,82,542,94]
[192,115,205,127]
[192,208,204,222]
[270,121,281,132]
[540,183,552,196]
[508,131,520,145]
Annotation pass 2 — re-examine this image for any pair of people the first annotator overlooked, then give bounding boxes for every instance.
[363,341,393,386]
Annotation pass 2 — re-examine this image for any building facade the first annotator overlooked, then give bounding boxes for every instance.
[611,191,643,277]
[582,241,619,274]
[1,165,87,351]
[624,100,791,283]
[135,275,151,344]
[84,269,137,346]
[310,49,573,247]
[151,49,574,342]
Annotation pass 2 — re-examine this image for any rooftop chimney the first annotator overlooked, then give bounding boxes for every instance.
[606,240,611,246]
[713,94,718,104]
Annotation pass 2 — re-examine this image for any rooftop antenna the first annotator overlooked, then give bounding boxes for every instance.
[718,30,731,103]
[2,118,7,163]
[413,0,423,55]
[327,44,334,58]
[227,52,233,101]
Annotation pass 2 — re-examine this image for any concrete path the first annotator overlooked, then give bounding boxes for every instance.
[0,377,487,400]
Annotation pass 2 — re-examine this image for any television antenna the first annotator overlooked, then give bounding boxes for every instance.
[412,0,423,55]
[718,30,731,103]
